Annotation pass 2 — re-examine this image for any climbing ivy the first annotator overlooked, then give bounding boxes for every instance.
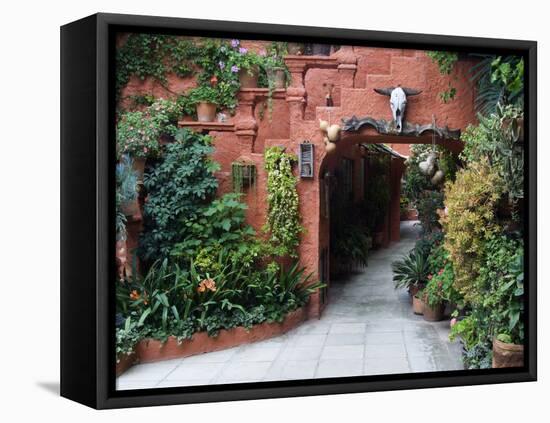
[427,50,459,103]
[116,34,200,100]
[263,147,303,257]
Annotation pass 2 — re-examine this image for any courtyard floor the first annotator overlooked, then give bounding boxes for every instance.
[117,221,464,390]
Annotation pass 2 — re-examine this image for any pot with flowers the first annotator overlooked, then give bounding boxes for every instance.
[116,110,162,182]
[421,275,445,322]
[188,85,219,122]
[228,39,263,88]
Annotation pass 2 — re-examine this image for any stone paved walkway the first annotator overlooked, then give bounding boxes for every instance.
[117,221,464,390]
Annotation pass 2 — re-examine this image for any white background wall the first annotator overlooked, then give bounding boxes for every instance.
[0,0,546,420]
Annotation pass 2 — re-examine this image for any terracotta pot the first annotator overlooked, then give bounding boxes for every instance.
[412,295,424,315]
[196,102,217,122]
[423,302,445,322]
[492,338,524,368]
[239,65,259,88]
[287,43,305,55]
[132,157,146,183]
[272,67,286,89]
[409,284,420,298]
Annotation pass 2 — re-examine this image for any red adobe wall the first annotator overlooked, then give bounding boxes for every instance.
[118,36,477,318]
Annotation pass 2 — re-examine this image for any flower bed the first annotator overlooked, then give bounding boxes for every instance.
[116,307,306,375]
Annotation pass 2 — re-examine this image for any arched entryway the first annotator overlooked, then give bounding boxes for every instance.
[315,128,462,316]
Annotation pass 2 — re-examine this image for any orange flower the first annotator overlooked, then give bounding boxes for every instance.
[129,290,140,300]
[197,278,217,293]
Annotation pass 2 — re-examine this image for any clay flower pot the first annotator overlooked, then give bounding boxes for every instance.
[423,302,445,322]
[239,65,259,88]
[196,102,217,122]
[412,295,425,315]
[492,338,524,368]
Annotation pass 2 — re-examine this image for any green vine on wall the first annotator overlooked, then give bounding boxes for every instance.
[427,51,459,103]
[263,147,303,257]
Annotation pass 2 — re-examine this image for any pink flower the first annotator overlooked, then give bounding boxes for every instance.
[143,147,148,153]
[259,49,267,57]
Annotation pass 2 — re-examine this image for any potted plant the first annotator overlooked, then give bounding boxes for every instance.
[228,40,263,88]
[412,291,426,315]
[492,333,524,368]
[116,110,162,181]
[392,249,429,311]
[261,50,289,120]
[422,276,445,321]
[188,85,219,122]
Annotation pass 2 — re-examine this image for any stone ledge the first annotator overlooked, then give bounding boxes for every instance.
[116,307,307,376]
[239,88,287,100]
[177,121,235,132]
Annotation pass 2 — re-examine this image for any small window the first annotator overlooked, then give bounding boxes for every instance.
[299,142,314,178]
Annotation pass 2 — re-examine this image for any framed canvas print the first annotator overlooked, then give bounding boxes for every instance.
[60,13,537,409]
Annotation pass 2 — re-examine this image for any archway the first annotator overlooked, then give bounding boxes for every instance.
[315,127,463,314]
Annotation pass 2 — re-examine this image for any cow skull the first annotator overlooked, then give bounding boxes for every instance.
[374,86,422,133]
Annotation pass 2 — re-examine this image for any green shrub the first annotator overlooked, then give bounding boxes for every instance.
[139,129,219,262]
[416,190,444,234]
[441,160,504,302]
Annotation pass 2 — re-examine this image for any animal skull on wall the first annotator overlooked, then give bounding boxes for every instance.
[374,86,422,133]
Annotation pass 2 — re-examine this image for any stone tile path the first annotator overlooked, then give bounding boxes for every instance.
[117,221,464,390]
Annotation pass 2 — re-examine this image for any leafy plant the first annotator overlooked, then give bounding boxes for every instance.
[441,160,504,303]
[187,85,220,105]
[461,104,524,204]
[139,129,219,262]
[116,97,182,159]
[416,190,444,234]
[170,193,261,270]
[116,317,141,361]
[427,244,461,306]
[226,40,263,75]
[392,249,430,291]
[469,54,524,115]
[263,146,303,257]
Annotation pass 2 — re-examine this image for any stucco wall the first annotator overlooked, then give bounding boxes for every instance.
[118,36,478,317]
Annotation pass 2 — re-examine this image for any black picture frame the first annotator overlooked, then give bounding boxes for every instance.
[60,12,537,409]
